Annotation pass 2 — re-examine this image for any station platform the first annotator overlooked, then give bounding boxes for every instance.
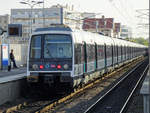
[0,67,27,105]
[0,67,26,77]
[0,67,26,83]
[140,71,150,113]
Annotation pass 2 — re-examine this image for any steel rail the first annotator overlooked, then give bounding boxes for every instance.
[119,64,149,113]
[84,59,146,113]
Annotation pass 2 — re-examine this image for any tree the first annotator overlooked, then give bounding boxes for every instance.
[125,37,148,46]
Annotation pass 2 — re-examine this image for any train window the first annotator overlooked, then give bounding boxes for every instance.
[124,46,126,57]
[44,34,72,58]
[97,45,104,60]
[114,45,117,57]
[106,45,112,58]
[30,35,41,59]
[119,46,121,56]
[87,44,95,62]
[112,45,114,57]
[75,44,82,64]
[121,46,123,56]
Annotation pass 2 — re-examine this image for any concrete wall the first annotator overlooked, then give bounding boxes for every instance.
[140,74,150,113]
[0,78,26,105]
[0,45,1,69]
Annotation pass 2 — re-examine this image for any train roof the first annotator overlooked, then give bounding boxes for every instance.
[33,26,147,48]
[34,26,72,32]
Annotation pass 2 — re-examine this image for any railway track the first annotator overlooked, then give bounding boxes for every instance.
[0,57,146,113]
[84,58,148,113]
[0,98,59,113]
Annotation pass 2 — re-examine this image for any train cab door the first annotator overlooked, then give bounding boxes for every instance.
[82,42,87,73]
[94,42,98,70]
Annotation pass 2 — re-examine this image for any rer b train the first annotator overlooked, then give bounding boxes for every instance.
[27,25,147,89]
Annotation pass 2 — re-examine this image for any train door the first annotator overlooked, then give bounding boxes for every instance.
[113,45,117,65]
[122,46,125,61]
[117,45,118,64]
[131,47,133,58]
[104,44,107,70]
[125,46,126,60]
[127,47,129,60]
[132,47,134,58]
[111,44,114,67]
[121,45,123,62]
[82,42,87,73]
[130,47,132,59]
[94,42,98,70]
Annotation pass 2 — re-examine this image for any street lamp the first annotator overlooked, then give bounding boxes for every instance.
[0,27,3,35]
[20,0,43,35]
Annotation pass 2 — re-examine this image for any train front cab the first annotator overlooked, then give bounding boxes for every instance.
[27,33,75,88]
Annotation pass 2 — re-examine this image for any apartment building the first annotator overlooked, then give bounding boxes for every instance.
[120,25,132,39]
[10,4,84,43]
[0,14,9,31]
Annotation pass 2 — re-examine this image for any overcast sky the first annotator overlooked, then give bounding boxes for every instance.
[0,0,149,38]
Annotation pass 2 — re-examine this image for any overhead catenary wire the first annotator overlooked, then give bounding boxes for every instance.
[117,0,135,24]
[108,0,134,25]
[135,9,149,37]
[108,0,149,38]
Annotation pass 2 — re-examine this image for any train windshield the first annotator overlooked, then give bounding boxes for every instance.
[30,35,41,58]
[44,34,72,58]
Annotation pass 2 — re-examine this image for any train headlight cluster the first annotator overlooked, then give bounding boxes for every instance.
[32,64,69,70]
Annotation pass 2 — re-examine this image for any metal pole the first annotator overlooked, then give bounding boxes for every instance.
[0,35,2,70]
[148,9,150,105]
[43,0,45,27]
[31,6,33,34]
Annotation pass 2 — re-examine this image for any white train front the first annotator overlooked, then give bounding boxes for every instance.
[27,26,147,89]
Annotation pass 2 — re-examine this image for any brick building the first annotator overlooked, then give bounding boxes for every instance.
[82,16,114,37]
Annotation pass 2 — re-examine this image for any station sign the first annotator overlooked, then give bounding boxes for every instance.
[8,24,22,37]
[2,44,9,67]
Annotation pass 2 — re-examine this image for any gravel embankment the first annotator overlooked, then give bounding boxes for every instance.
[48,60,143,113]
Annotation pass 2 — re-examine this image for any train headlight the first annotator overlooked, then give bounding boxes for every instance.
[32,64,39,70]
[63,64,69,70]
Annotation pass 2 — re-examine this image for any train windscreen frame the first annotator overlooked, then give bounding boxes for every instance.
[44,34,72,59]
[30,35,42,59]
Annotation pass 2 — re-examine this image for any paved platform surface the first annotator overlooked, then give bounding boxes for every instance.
[127,71,150,113]
[140,75,150,95]
[140,73,150,113]
[0,67,26,78]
